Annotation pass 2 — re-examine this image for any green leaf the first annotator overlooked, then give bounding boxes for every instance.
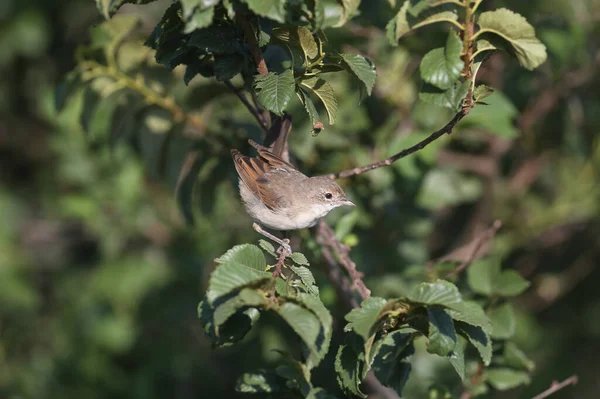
[243,0,286,23]
[184,6,215,33]
[476,8,547,70]
[290,266,319,297]
[294,293,332,365]
[386,1,459,44]
[213,288,267,328]
[473,84,494,102]
[216,244,267,271]
[372,335,414,396]
[426,306,457,356]
[446,301,492,334]
[495,271,531,297]
[207,262,271,303]
[254,70,295,115]
[419,79,470,111]
[259,240,276,257]
[447,338,465,380]
[335,342,366,398]
[455,322,492,365]
[236,370,281,393]
[214,53,245,82]
[199,299,261,347]
[340,53,377,96]
[297,27,319,60]
[189,25,242,54]
[487,303,515,339]
[486,368,531,390]
[299,77,338,125]
[291,252,309,266]
[296,87,321,128]
[345,297,388,341]
[96,0,157,19]
[501,342,535,372]
[334,0,361,27]
[467,258,530,297]
[419,31,463,90]
[277,302,323,367]
[408,280,462,307]
[457,90,519,138]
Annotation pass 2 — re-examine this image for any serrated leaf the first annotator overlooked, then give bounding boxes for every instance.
[236,371,281,393]
[299,77,338,125]
[216,244,267,271]
[408,280,462,307]
[487,303,515,339]
[297,27,319,60]
[294,293,332,365]
[198,299,261,346]
[446,301,492,334]
[213,288,267,328]
[259,240,276,256]
[277,302,323,368]
[486,368,531,390]
[476,8,547,70]
[372,337,414,396]
[96,0,157,19]
[290,266,319,296]
[419,31,463,90]
[296,88,321,128]
[427,306,457,356]
[184,6,215,33]
[345,297,388,341]
[207,262,271,303]
[291,252,309,266]
[340,53,376,96]
[214,53,245,82]
[189,25,241,54]
[419,79,470,111]
[448,338,465,380]
[243,0,286,23]
[455,322,492,365]
[386,1,459,44]
[335,343,366,398]
[254,70,295,115]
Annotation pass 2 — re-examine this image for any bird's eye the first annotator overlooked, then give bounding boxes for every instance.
[325,192,333,199]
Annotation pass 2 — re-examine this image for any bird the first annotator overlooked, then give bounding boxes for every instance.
[231,140,354,253]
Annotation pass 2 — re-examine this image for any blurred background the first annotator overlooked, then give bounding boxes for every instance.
[1,0,599,398]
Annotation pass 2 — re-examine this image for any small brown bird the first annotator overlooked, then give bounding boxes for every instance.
[231,140,354,252]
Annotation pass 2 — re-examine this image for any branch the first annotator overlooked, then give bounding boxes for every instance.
[531,376,578,399]
[235,12,268,76]
[317,221,371,300]
[224,81,269,132]
[324,107,471,179]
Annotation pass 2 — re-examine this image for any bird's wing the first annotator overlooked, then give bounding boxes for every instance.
[231,148,296,210]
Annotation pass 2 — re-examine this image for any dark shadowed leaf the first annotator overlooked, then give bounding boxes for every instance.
[455,321,492,365]
[426,306,457,356]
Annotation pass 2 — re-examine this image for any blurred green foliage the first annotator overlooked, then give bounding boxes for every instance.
[1,0,600,398]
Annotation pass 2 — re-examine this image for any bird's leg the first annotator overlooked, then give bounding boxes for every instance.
[252,223,292,255]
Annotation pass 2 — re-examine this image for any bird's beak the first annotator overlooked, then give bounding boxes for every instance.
[341,198,355,207]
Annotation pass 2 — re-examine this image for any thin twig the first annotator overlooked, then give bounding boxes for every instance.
[224,81,269,132]
[317,221,371,300]
[531,375,578,399]
[444,220,503,279]
[235,12,268,76]
[324,107,472,179]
